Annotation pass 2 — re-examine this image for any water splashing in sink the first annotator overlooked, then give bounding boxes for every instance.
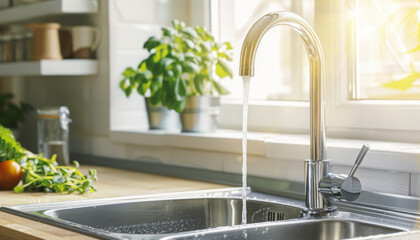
[242,76,251,224]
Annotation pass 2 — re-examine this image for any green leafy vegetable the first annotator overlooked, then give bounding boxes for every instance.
[0,125,26,162]
[16,157,97,194]
[0,124,98,194]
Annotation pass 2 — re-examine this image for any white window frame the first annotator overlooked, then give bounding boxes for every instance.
[216,0,420,143]
[325,0,420,143]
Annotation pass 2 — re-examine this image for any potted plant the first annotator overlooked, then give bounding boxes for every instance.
[120,19,233,132]
[0,93,33,137]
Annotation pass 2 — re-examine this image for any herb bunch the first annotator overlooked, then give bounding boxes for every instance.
[120,19,233,112]
[15,155,97,194]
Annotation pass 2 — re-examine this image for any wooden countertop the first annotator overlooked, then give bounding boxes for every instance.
[0,165,229,239]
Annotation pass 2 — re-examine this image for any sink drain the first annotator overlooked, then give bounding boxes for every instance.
[267,211,284,221]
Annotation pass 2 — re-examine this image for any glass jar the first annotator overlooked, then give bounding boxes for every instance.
[0,34,3,63]
[2,34,12,62]
[12,33,24,61]
[37,106,72,166]
[23,31,33,60]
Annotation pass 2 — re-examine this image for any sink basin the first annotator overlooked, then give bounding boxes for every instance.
[1,188,304,239]
[43,197,302,234]
[166,218,405,240]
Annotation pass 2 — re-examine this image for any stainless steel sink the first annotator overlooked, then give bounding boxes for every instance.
[0,188,414,240]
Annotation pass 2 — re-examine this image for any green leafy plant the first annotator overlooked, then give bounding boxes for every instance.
[120,19,233,112]
[0,93,33,129]
[0,125,26,162]
[15,156,97,194]
[0,124,98,194]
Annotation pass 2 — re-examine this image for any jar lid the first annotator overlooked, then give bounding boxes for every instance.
[37,106,72,130]
[37,106,67,118]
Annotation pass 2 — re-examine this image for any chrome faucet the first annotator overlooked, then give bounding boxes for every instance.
[239,11,369,215]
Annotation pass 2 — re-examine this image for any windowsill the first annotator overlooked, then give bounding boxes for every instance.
[110,128,420,174]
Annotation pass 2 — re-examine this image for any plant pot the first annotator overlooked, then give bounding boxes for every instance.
[145,98,180,130]
[180,96,220,133]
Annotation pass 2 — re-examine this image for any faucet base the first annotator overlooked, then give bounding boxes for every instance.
[300,206,338,217]
[304,159,331,210]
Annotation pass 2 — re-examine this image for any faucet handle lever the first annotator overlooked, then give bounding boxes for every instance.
[349,144,370,177]
[319,144,370,202]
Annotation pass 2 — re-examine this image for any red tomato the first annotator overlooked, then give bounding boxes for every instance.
[0,160,22,190]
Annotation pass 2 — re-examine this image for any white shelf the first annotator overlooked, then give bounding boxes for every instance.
[0,59,98,76]
[0,0,98,25]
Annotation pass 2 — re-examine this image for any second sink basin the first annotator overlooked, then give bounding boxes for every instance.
[166,218,405,240]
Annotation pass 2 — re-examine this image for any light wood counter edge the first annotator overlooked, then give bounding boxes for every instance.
[0,212,97,240]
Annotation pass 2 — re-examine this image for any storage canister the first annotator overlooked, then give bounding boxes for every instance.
[0,34,3,62]
[2,34,13,62]
[12,33,24,61]
[37,106,72,165]
[26,23,62,60]
[23,31,33,60]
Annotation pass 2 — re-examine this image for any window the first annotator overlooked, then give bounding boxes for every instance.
[110,0,420,143]
[355,0,420,100]
[325,0,420,142]
[215,0,314,133]
[216,0,313,102]
[216,0,420,142]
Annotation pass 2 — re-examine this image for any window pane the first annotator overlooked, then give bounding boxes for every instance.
[356,0,420,99]
[218,0,314,101]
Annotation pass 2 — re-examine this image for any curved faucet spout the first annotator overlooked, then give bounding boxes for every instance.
[239,11,326,162]
[239,11,328,212]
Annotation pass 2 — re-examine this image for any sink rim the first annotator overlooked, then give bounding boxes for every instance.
[0,187,416,240]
